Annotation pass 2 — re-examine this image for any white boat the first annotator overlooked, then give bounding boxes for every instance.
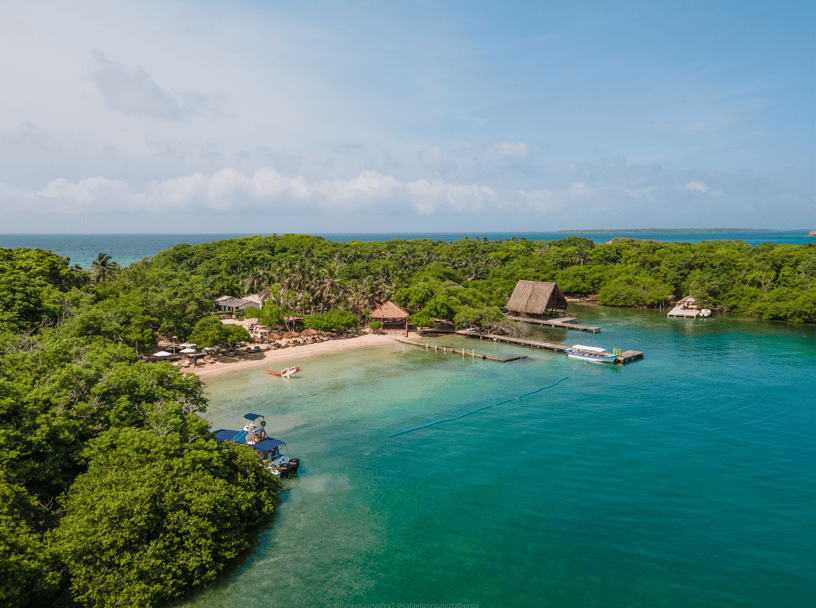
[566,344,618,363]
[699,309,712,317]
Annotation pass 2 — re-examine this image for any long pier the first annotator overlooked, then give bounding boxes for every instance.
[505,315,601,333]
[455,331,644,365]
[390,337,528,363]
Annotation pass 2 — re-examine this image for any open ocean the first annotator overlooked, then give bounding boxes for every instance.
[0,231,813,270]
[171,305,814,608]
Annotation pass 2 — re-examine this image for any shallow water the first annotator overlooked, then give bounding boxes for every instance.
[177,306,815,608]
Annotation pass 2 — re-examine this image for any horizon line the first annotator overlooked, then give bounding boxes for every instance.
[1,228,811,236]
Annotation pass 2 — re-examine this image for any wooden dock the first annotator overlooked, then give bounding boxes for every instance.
[390,337,528,363]
[505,315,601,333]
[455,331,644,365]
[667,307,704,318]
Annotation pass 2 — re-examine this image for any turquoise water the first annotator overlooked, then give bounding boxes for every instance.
[174,306,815,608]
[1,231,812,269]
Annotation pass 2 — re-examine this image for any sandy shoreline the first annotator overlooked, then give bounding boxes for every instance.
[182,333,400,380]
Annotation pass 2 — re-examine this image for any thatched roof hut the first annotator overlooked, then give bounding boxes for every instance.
[506,280,568,317]
[370,301,410,328]
[370,301,409,321]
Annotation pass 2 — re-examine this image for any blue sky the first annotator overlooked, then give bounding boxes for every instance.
[1,0,813,233]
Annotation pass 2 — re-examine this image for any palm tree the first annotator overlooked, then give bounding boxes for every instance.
[318,265,345,311]
[90,253,120,283]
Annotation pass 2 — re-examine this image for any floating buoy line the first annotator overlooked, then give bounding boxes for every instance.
[388,376,569,438]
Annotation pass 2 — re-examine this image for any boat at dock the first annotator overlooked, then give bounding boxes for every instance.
[213,413,300,478]
[566,344,618,363]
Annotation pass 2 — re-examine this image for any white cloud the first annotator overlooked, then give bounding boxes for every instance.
[1,159,812,230]
[683,180,709,193]
[88,51,229,121]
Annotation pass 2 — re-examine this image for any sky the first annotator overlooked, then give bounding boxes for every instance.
[1,0,813,233]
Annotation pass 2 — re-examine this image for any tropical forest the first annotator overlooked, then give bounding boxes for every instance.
[1,234,815,607]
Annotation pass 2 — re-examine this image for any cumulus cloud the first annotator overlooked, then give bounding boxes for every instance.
[2,163,809,229]
[88,51,228,120]
[2,169,502,216]
[683,180,709,193]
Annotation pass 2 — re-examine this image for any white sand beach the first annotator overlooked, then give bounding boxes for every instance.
[182,333,400,380]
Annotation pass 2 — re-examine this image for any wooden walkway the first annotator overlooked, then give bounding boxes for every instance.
[505,315,601,333]
[390,337,528,363]
[455,331,644,365]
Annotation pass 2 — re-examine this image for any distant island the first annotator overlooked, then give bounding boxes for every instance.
[559,228,791,234]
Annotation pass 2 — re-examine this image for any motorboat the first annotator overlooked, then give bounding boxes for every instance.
[213,413,300,478]
[699,309,712,317]
[566,344,618,363]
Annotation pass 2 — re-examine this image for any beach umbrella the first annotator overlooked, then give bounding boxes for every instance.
[301,328,319,337]
[153,351,171,357]
[283,331,300,339]
[179,342,197,348]
[180,348,197,354]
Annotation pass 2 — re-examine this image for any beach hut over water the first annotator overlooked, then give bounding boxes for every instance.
[370,301,410,329]
[506,280,569,318]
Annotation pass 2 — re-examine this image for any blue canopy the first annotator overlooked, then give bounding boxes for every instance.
[243,413,264,421]
[214,429,240,442]
[251,438,285,454]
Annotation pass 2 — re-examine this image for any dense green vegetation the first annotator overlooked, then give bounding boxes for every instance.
[1,234,814,607]
[0,248,279,608]
[144,234,816,324]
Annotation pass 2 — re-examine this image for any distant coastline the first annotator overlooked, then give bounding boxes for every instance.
[559,228,797,234]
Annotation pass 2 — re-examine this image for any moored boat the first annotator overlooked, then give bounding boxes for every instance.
[566,344,618,363]
[266,366,301,377]
[213,413,301,478]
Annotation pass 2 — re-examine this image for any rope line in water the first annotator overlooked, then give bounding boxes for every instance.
[388,376,569,438]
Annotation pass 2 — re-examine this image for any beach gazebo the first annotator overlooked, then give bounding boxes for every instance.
[506,280,569,319]
[675,296,699,310]
[370,301,410,331]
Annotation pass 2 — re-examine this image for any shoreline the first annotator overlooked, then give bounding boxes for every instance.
[182,333,400,380]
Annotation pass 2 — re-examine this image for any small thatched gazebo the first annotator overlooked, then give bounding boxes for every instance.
[370,301,410,329]
[506,280,569,319]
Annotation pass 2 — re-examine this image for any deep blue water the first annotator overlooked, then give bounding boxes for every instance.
[1,231,812,270]
[174,305,815,608]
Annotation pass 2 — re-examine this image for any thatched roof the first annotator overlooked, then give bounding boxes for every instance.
[370,301,409,320]
[506,280,568,315]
